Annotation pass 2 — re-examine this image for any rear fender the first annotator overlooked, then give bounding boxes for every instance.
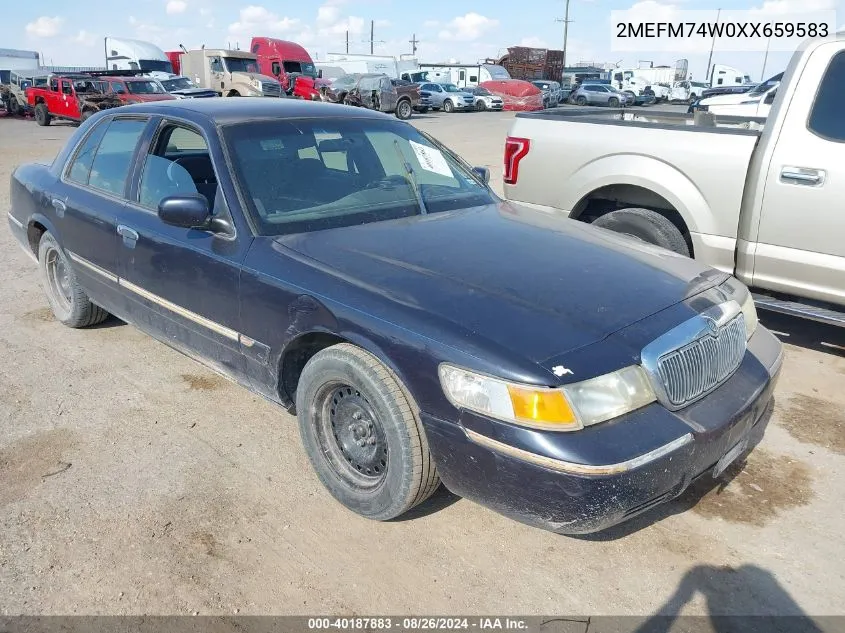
[566,154,711,235]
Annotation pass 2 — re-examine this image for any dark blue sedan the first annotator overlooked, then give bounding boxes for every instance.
[8,99,783,534]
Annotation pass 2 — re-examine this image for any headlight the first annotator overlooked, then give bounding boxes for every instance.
[719,278,758,339]
[438,364,656,431]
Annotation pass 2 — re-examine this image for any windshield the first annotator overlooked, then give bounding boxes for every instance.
[473,87,491,96]
[139,59,173,74]
[160,77,195,91]
[749,73,782,96]
[283,61,317,78]
[442,84,462,92]
[223,118,495,236]
[127,80,166,94]
[224,57,259,73]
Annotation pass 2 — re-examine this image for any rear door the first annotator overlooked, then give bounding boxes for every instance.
[116,119,252,382]
[57,115,149,314]
[751,44,845,305]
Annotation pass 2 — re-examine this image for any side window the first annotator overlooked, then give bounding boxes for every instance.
[210,57,223,73]
[66,118,110,185]
[110,81,126,94]
[88,119,148,197]
[138,124,214,210]
[61,80,73,96]
[470,75,477,82]
[717,78,724,85]
[808,50,845,142]
[271,61,281,76]
[764,90,777,105]
[459,71,466,80]
[50,77,58,92]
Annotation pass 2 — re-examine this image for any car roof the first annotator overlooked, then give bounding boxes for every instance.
[112,97,394,124]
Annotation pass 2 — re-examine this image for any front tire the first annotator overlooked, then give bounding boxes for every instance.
[608,97,620,108]
[575,95,587,106]
[38,232,109,327]
[442,99,454,113]
[591,208,690,256]
[296,343,440,521]
[34,103,51,126]
[476,99,487,111]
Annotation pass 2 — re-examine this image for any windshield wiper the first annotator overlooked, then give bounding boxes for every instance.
[392,139,428,216]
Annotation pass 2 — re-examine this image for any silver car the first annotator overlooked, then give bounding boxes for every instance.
[418,82,475,112]
[570,84,631,107]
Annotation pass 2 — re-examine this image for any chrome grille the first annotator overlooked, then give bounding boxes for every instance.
[262,82,282,97]
[656,315,746,407]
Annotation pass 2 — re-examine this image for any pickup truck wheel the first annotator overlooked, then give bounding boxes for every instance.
[34,103,51,126]
[38,232,110,328]
[575,96,587,106]
[296,343,440,521]
[443,99,455,113]
[592,208,690,257]
[395,99,413,120]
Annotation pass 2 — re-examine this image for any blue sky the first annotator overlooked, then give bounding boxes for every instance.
[3,0,842,80]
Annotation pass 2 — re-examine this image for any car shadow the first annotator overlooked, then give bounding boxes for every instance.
[758,310,844,357]
[86,315,127,330]
[390,484,460,522]
[622,564,827,632]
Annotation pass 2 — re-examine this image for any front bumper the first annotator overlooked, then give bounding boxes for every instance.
[421,326,783,534]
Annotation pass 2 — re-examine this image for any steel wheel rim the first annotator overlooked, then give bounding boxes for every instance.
[45,247,72,312]
[314,382,389,491]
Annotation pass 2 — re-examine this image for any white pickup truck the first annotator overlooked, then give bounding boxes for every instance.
[503,32,844,328]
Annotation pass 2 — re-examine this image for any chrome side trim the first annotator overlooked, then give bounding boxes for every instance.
[67,251,119,283]
[464,428,693,476]
[118,278,240,342]
[66,251,264,348]
[7,212,24,229]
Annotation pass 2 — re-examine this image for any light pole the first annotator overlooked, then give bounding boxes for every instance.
[761,37,771,80]
[705,7,721,83]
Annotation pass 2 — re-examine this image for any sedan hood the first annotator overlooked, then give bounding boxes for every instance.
[275,203,727,364]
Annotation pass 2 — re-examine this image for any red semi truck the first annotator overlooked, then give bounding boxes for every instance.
[250,37,318,94]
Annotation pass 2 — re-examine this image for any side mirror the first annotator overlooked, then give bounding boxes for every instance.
[764,91,776,105]
[472,166,491,185]
[318,69,323,79]
[158,194,211,229]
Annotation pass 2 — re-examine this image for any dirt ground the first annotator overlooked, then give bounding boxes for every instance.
[1,111,844,618]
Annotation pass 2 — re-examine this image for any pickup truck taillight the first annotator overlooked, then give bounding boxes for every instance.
[503,137,530,185]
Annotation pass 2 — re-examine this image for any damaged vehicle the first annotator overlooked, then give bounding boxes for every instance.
[1,70,49,116]
[8,99,782,535]
[319,73,419,120]
[26,74,125,126]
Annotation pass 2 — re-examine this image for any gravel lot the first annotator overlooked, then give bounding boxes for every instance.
[1,108,843,618]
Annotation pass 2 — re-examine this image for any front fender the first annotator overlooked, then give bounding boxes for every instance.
[564,153,713,235]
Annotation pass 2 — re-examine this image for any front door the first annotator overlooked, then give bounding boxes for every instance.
[58,78,79,119]
[117,119,252,382]
[751,43,845,305]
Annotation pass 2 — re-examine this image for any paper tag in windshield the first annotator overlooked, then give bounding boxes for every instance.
[409,141,452,177]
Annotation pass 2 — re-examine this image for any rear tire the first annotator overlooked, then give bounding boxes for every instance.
[395,99,413,120]
[443,99,454,113]
[591,208,690,256]
[34,103,51,126]
[37,232,110,327]
[296,343,440,521]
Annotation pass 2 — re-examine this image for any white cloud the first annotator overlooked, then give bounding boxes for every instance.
[438,13,499,42]
[25,15,64,38]
[747,0,835,13]
[166,0,188,15]
[228,5,301,37]
[520,36,549,48]
[73,30,97,46]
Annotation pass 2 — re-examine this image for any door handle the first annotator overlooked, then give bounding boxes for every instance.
[117,224,139,247]
[51,198,66,217]
[780,167,825,186]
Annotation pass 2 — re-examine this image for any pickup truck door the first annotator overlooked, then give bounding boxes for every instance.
[58,79,79,119]
[117,118,252,383]
[751,44,845,305]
